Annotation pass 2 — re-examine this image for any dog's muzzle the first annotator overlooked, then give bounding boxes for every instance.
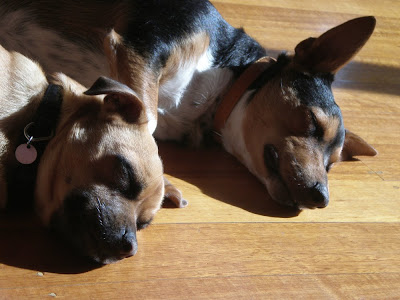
[50,189,138,264]
[264,145,330,209]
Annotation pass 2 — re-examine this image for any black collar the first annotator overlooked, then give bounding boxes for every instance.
[6,84,63,211]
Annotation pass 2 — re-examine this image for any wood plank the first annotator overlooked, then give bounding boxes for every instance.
[1,273,399,300]
[1,223,399,289]
[213,0,400,18]
[159,177,400,223]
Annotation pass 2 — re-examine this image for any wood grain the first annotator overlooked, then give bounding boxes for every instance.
[1,224,400,286]
[1,0,400,299]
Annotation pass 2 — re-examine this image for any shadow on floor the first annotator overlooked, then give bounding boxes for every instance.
[0,212,101,274]
[159,141,301,218]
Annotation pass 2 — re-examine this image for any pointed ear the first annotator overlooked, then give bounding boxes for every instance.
[103,29,159,133]
[340,129,378,161]
[103,29,125,81]
[84,76,146,124]
[294,16,376,73]
[103,29,142,86]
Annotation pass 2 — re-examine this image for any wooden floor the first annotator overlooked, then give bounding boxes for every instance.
[1,0,400,299]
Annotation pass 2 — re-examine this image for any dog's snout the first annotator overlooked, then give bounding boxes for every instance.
[310,182,329,208]
[294,182,330,209]
[120,230,138,257]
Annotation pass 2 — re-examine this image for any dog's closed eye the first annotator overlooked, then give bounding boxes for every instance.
[112,155,143,200]
[309,110,324,140]
[136,218,153,230]
[94,155,143,200]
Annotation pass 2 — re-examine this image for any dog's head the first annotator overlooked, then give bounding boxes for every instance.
[35,75,164,264]
[223,17,377,209]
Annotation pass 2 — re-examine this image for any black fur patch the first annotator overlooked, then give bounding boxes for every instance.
[123,0,266,72]
[248,53,291,91]
[291,72,337,114]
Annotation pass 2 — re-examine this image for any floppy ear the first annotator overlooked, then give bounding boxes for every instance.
[84,76,146,124]
[340,129,378,161]
[294,16,376,73]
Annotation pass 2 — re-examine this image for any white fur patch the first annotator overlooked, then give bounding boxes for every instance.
[196,49,214,72]
[155,48,234,143]
[147,117,157,135]
[158,49,213,112]
[221,91,256,174]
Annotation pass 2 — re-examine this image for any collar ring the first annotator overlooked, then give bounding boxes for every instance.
[24,122,54,144]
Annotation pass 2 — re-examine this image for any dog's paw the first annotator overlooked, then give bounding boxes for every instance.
[163,177,188,208]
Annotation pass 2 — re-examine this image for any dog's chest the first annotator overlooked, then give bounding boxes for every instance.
[155,50,234,142]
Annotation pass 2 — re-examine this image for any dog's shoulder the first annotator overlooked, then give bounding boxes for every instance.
[122,0,266,70]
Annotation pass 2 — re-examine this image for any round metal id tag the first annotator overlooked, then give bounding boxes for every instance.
[15,144,38,165]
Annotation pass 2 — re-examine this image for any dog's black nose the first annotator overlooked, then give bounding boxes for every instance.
[310,182,329,208]
[119,231,138,257]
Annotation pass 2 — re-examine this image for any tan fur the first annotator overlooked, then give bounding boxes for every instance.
[104,30,160,127]
[243,76,290,180]
[160,32,210,85]
[0,45,169,263]
[33,73,164,224]
[241,69,334,207]
[311,107,341,143]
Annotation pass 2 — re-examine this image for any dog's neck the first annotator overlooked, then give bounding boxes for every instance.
[156,55,279,146]
[213,56,277,136]
[6,84,63,211]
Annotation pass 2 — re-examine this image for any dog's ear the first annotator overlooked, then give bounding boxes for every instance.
[340,129,377,161]
[294,16,376,73]
[103,29,126,82]
[103,29,159,133]
[84,76,146,124]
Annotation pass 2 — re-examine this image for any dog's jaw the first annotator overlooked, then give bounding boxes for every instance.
[221,91,294,208]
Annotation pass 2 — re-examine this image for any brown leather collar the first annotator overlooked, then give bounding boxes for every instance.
[213,56,276,135]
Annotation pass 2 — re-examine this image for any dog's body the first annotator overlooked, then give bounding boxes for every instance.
[0,44,171,264]
[0,0,377,210]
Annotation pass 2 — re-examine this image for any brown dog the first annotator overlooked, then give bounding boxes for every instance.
[0,44,174,264]
[0,0,377,209]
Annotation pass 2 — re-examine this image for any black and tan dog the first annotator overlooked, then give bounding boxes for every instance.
[0,0,377,210]
[0,44,184,264]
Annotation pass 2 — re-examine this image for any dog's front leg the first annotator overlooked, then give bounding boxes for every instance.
[163,176,188,208]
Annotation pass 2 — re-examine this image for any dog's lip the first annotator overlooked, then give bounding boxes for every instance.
[266,173,329,210]
[264,172,297,208]
[264,165,327,210]
[92,247,137,264]
[93,254,129,265]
